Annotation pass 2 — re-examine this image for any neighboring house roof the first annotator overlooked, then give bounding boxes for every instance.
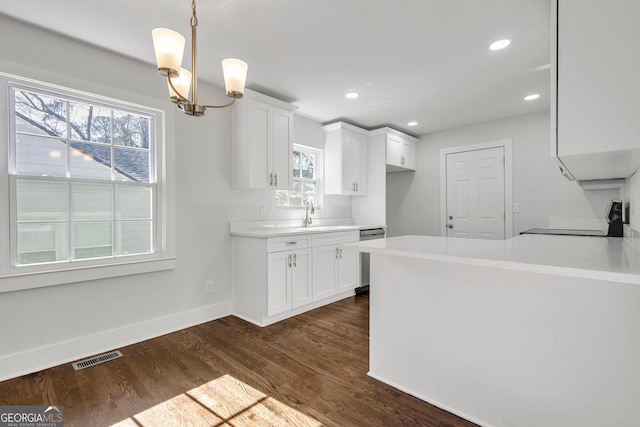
[16,119,149,183]
[71,142,149,183]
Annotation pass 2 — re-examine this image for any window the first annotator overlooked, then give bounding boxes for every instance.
[275,145,319,207]
[0,75,172,287]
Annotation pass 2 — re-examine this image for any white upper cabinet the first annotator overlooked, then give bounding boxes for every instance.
[323,122,368,195]
[552,0,640,181]
[232,89,297,189]
[371,127,417,172]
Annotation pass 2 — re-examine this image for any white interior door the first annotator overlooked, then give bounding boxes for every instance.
[445,147,505,239]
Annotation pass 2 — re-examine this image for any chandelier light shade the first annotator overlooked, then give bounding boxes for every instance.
[168,68,192,101]
[151,28,185,77]
[151,0,248,116]
[222,58,249,98]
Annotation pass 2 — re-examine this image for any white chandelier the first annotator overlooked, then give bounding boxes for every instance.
[151,0,248,116]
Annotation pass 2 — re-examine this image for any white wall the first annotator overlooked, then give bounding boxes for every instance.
[0,15,350,380]
[386,112,619,237]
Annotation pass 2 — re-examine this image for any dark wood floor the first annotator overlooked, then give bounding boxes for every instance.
[0,295,476,426]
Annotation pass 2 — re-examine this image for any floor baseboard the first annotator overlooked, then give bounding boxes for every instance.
[0,301,233,382]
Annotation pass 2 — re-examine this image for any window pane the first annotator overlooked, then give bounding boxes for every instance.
[290,181,303,207]
[114,147,149,183]
[15,134,67,177]
[275,190,289,207]
[303,182,316,204]
[117,185,151,219]
[71,183,113,220]
[292,151,301,178]
[69,142,112,180]
[14,90,67,138]
[300,152,315,179]
[114,111,150,149]
[69,102,111,143]
[116,221,152,255]
[17,223,69,265]
[73,222,113,259]
[16,180,68,221]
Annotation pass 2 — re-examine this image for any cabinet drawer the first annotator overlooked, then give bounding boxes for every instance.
[267,235,311,252]
[311,231,359,247]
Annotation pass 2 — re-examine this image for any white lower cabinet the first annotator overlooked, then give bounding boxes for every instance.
[312,245,339,300]
[312,231,360,300]
[267,248,311,316]
[232,230,359,326]
[337,247,359,291]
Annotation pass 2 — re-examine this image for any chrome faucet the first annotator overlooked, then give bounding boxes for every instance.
[305,201,315,227]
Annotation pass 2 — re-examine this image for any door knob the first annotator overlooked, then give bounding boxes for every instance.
[447,224,453,228]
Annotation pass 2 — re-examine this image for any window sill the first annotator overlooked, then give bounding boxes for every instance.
[0,257,176,294]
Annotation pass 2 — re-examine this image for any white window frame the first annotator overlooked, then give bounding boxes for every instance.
[275,144,322,208]
[0,73,175,293]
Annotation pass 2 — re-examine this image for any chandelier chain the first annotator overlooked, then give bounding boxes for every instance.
[191,0,198,28]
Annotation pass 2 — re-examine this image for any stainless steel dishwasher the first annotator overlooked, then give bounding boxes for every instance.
[355,227,386,295]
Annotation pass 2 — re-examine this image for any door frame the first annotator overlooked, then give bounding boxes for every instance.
[439,139,513,238]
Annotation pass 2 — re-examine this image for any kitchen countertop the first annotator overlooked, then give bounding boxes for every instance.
[230,223,385,238]
[341,234,640,285]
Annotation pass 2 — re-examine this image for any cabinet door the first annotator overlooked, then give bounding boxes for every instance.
[337,247,359,292]
[556,0,640,177]
[247,99,271,189]
[340,131,355,194]
[312,245,337,300]
[271,107,293,189]
[402,140,416,170]
[352,132,367,195]
[267,251,291,316]
[291,249,312,308]
[386,134,403,167]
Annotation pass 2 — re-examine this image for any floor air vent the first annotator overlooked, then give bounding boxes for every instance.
[72,350,123,371]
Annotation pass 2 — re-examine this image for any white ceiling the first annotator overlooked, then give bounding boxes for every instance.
[0,0,551,136]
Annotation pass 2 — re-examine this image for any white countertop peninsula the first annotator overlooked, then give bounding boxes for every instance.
[343,233,640,284]
[342,234,640,427]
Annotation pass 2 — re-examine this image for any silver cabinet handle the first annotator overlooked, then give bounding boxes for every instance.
[356,182,359,192]
[339,248,343,259]
[285,241,298,245]
[288,254,292,267]
[352,182,355,191]
[269,173,273,186]
[274,173,278,186]
[336,247,339,259]
[293,253,297,267]
[447,224,453,229]
[448,215,453,220]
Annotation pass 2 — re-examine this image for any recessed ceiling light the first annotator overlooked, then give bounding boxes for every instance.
[524,93,540,101]
[407,121,418,126]
[489,39,511,50]
[345,92,359,99]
